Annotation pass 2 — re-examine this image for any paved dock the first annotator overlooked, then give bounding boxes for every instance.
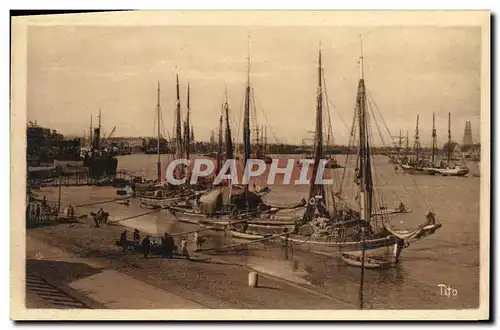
[26,221,353,310]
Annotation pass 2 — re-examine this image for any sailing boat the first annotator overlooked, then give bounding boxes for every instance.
[252,125,272,164]
[401,113,469,176]
[167,51,304,228]
[388,130,402,164]
[426,113,470,176]
[138,80,197,208]
[400,114,438,175]
[286,45,442,267]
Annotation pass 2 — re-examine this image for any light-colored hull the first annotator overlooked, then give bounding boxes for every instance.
[167,206,213,224]
[401,164,435,175]
[429,167,470,176]
[287,232,397,254]
[341,248,396,268]
[229,230,266,240]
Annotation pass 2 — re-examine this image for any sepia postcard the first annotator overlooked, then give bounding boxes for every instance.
[10,10,490,320]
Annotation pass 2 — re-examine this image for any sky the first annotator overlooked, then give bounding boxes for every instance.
[26,24,481,146]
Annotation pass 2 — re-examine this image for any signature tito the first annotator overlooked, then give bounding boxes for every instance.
[438,284,458,297]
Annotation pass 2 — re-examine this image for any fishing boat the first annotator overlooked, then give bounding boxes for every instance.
[387,130,406,165]
[399,115,433,174]
[137,81,178,207]
[229,230,266,240]
[138,79,204,208]
[341,252,393,269]
[167,50,306,229]
[168,184,301,228]
[430,165,470,176]
[402,112,469,177]
[424,113,470,176]
[252,125,273,164]
[282,45,441,267]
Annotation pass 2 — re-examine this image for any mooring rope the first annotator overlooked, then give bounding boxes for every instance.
[31,195,134,208]
[74,196,133,208]
[196,233,284,253]
[107,207,164,224]
[289,234,313,246]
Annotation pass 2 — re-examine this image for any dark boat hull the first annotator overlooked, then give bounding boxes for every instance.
[84,155,118,178]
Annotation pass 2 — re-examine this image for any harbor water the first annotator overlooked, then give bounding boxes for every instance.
[37,153,480,309]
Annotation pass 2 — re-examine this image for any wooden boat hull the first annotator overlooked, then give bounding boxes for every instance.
[167,206,298,231]
[401,164,435,175]
[341,251,395,269]
[429,167,470,176]
[286,232,398,254]
[230,230,266,240]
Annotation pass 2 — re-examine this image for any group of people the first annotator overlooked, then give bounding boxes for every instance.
[26,196,67,223]
[92,207,109,228]
[119,229,199,260]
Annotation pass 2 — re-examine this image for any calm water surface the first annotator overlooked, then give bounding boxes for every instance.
[44,153,481,309]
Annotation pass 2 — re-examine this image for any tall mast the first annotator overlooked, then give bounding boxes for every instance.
[309,49,324,200]
[190,125,195,153]
[216,104,224,174]
[175,74,183,160]
[256,126,260,156]
[405,130,409,158]
[243,38,252,198]
[414,114,420,161]
[261,124,264,154]
[431,112,437,164]
[356,36,371,310]
[398,129,402,156]
[263,125,267,154]
[185,81,191,159]
[95,109,101,151]
[447,112,452,164]
[156,81,162,182]
[356,38,371,222]
[224,85,234,160]
[89,115,93,149]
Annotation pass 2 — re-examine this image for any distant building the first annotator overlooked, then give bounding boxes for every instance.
[463,121,473,145]
[27,123,81,167]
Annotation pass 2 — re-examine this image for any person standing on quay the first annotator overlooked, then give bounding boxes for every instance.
[161,233,173,259]
[194,231,205,251]
[133,229,141,246]
[120,230,128,252]
[35,204,41,221]
[141,236,151,258]
[180,237,190,261]
[282,227,290,260]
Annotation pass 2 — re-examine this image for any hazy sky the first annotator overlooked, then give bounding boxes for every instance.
[27,24,481,145]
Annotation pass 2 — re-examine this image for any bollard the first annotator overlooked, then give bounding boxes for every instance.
[248,271,259,288]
